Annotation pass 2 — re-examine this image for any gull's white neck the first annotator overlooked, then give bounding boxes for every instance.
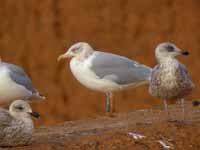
[10,112,32,123]
[156,56,177,64]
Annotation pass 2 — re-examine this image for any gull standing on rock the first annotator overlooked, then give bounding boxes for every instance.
[0,100,40,147]
[149,42,194,120]
[0,60,45,104]
[58,42,152,113]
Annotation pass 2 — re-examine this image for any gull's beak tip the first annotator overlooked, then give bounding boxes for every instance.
[57,52,71,61]
[57,56,61,62]
[181,51,189,56]
[30,112,40,118]
[57,55,64,61]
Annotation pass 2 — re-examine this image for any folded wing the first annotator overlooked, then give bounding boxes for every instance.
[89,52,152,85]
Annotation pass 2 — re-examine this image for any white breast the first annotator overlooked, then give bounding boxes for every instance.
[160,60,179,89]
[0,67,32,102]
[69,58,121,92]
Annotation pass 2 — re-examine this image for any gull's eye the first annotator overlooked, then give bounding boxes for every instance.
[73,49,79,53]
[72,48,81,53]
[166,45,174,52]
[71,45,82,53]
[16,106,24,110]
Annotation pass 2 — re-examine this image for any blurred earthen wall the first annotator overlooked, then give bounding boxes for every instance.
[0,0,200,125]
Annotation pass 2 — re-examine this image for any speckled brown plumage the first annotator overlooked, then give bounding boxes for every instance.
[0,100,38,147]
[149,59,194,100]
[0,108,33,147]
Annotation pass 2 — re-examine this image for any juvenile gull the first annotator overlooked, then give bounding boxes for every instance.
[58,42,152,113]
[0,60,45,104]
[149,42,194,120]
[0,100,39,147]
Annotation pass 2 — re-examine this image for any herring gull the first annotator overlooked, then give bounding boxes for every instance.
[149,42,194,120]
[58,42,152,113]
[0,60,45,104]
[0,100,39,147]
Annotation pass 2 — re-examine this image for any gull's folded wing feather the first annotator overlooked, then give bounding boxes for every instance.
[0,109,12,140]
[2,63,37,93]
[89,51,152,85]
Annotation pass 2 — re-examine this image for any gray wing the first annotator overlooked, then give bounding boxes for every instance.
[179,63,189,76]
[149,64,160,87]
[150,64,160,78]
[3,62,36,93]
[0,109,12,140]
[179,63,193,81]
[89,51,152,85]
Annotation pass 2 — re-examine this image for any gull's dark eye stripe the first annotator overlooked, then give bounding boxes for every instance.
[166,45,174,52]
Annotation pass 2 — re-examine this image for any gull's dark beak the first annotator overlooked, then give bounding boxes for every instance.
[29,112,40,118]
[181,51,189,56]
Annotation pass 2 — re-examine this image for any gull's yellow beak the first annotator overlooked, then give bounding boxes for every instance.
[57,51,71,61]
[57,54,65,61]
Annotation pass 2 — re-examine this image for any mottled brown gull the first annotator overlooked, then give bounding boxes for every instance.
[58,42,152,113]
[149,42,194,120]
[0,60,45,104]
[0,100,39,147]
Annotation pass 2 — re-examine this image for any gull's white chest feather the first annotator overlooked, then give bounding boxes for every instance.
[69,57,120,92]
[160,62,178,89]
[0,67,31,102]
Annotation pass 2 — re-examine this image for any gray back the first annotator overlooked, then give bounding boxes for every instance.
[90,52,152,85]
[1,62,36,93]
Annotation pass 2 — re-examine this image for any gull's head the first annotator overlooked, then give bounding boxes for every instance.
[9,100,40,120]
[155,42,189,62]
[58,42,94,61]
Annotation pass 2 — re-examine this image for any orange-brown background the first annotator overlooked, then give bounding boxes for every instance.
[0,0,199,125]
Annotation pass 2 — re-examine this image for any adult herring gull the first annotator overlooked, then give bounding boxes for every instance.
[149,42,194,120]
[58,42,152,113]
[0,100,39,147]
[0,60,45,104]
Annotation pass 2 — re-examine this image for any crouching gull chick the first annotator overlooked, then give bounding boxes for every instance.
[0,100,40,147]
[149,42,194,120]
[58,42,152,113]
[0,60,45,104]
